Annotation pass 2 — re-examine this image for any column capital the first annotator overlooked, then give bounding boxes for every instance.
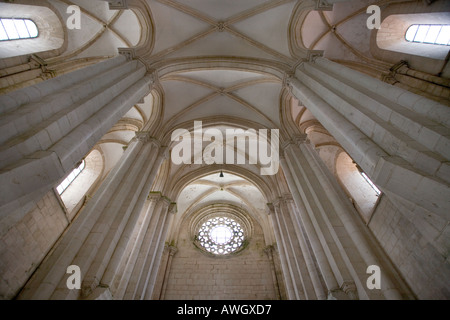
[135,132,161,148]
[168,245,178,256]
[283,72,295,94]
[148,191,162,201]
[263,245,275,259]
[266,203,275,215]
[167,202,177,214]
[314,0,333,11]
[118,47,135,61]
[281,134,308,150]
[341,281,358,300]
[306,50,324,63]
[282,193,294,203]
[107,0,128,10]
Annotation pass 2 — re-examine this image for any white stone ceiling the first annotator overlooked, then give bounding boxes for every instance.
[143,0,300,132]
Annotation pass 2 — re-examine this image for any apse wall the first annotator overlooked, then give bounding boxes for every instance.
[163,215,278,300]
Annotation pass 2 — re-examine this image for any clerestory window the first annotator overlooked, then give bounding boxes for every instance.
[0,18,38,41]
[405,24,450,46]
[56,160,85,195]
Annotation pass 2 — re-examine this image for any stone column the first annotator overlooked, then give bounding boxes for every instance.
[17,133,165,300]
[289,56,450,220]
[96,147,168,297]
[110,192,162,299]
[264,245,282,300]
[280,152,340,297]
[284,196,327,300]
[274,196,323,300]
[281,136,403,299]
[121,195,175,300]
[143,201,175,300]
[158,245,178,300]
[122,194,169,299]
[267,204,295,300]
[0,52,153,218]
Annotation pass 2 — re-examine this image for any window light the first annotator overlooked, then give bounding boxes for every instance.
[56,160,85,195]
[405,24,450,46]
[0,18,38,41]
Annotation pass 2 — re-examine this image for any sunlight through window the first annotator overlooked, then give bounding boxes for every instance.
[56,160,85,195]
[0,18,38,41]
[405,24,450,46]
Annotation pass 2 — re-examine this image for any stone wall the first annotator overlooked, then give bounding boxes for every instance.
[163,217,279,300]
[368,194,450,299]
[0,191,68,299]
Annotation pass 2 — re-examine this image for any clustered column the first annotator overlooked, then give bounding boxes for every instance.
[288,56,450,220]
[0,52,153,217]
[279,135,403,299]
[17,133,168,300]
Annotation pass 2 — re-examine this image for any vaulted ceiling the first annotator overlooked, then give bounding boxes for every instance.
[143,0,301,133]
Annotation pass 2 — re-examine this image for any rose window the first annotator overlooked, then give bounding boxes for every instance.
[196,216,245,255]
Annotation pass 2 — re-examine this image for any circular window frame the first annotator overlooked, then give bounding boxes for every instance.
[190,204,253,258]
[195,215,246,256]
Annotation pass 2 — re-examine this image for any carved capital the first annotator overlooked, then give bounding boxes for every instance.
[266,203,275,215]
[263,245,275,259]
[168,245,178,256]
[148,191,162,201]
[314,0,333,11]
[168,202,177,214]
[81,277,100,298]
[283,72,295,94]
[306,50,324,63]
[341,281,358,300]
[108,0,128,10]
[118,47,135,61]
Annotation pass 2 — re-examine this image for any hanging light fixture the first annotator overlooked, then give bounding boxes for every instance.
[219,170,224,178]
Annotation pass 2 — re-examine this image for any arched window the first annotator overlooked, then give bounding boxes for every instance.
[0,18,38,41]
[56,160,85,195]
[405,24,450,46]
[377,13,450,60]
[335,152,381,223]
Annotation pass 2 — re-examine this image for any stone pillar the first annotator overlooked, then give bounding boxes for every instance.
[121,195,175,300]
[110,192,162,298]
[267,204,296,300]
[0,53,153,218]
[17,133,165,300]
[96,145,168,297]
[289,56,450,220]
[274,196,321,300]
[284,196,327,300]
[143,201,175,300]
[158,245,178,300]
[121,193,165,299]
[142,199,175,300]
[264,245,282,300]
[280,152,340,297]
[281,136,403,299]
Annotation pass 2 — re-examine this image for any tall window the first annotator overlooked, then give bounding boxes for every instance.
[360,171,381,196]
[405,24,450,46]
[56,160,85,195]
[0,18,38,41]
